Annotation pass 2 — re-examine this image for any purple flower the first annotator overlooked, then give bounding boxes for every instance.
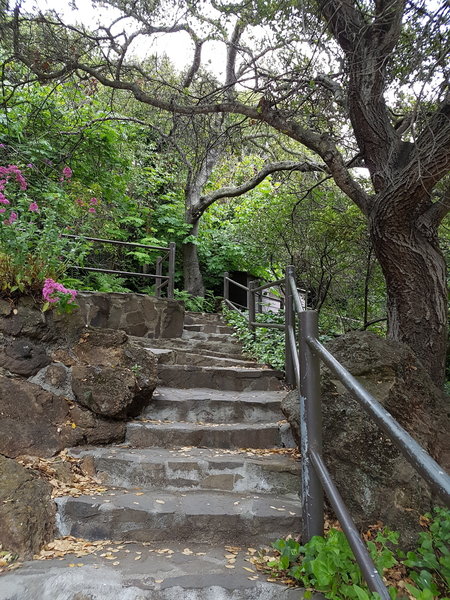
[61,166,72,180]
[42,278,77,304]
[0,165,27,190]
[90,197,98,205]
[29,202,39,212]
[3,211,17,225]
[88,207,96,213]
[0,207,5,214]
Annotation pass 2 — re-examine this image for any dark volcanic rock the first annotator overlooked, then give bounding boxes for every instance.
[0,338,50,376]
[281,331,449,546]
[0,376,125,458]
[0,455,55,558]
[70,328,158,418]
[72,365,143,418]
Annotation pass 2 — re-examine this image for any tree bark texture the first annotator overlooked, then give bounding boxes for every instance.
[369,198,447,386]
[183,219,205,297]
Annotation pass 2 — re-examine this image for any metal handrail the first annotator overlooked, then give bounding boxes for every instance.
[295,296,450,599]
[223,264,450,599]
[62,233,170,252]
[251,278,284,293]
[62,234,176,299]
[223,276,249,292]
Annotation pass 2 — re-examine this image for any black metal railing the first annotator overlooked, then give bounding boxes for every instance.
[62,234,176,299]
[224,265,450,599]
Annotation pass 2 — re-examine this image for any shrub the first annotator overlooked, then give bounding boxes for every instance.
[261,508,450,600]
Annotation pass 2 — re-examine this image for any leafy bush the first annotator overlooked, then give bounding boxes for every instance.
[263,508,450,600]
[400,507,450,599]
[174,289,219,313]
[0,163,82,299]
[222,306,285,370]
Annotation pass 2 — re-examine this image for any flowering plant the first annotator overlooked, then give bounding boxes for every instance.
[42,278,78,314]
[0,163,83,304]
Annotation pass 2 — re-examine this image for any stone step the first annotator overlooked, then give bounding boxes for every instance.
[157,365,283,391]
[184,311,228,325]
[132,336,246,359]
[182,330,241,343]
[0,541,306,600]
[70,446,300,494]
[126,421,294,449]
[149,349,258,369]
[143,387,286,423]
[184,323,235,335]
[55,488,301,546]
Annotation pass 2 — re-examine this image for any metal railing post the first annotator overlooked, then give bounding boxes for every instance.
[168,242,176,299]
[285,265,295,387]
[299,310,324,541]
[257,290,263,314]
[155,257,162,298]
[224,272,229,303]
[248,280,256,333]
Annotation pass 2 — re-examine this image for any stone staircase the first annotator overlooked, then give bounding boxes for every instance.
[1,311,304,600]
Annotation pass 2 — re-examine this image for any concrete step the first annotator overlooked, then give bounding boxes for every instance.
[0,541,307,600]
[131,336,246,359]
[55,488,301,545]
[157,365,283,391]
[126,421,294,450]
[150,349,258,368]
[70,446,300,494]
[185,311,228,325]
[182,330,241,343]
[184,323,235,335]
[143,387,286,423]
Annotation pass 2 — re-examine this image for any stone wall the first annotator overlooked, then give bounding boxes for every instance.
[66,292,184,339]
[0,292,184,341]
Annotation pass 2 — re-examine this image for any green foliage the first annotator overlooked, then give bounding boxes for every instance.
[0,165,83,298]
[401,508,450,599]
[174,289,219,313]
[266,509,450,600]
[79,273,132,293]
[223,306,285,370]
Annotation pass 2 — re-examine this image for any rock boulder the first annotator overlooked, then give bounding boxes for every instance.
[70,328,158,418]
[0,455,55,558]
[0,376,125,458]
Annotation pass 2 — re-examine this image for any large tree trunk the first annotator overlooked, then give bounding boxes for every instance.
[183,220,205,297]
[369,201,447,387]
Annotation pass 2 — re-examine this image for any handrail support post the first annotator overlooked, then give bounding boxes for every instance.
[299,310,324,541]
[248,279,256,334]
[224,272,229,304]
[285,265,295,387]
[168,242,176,299]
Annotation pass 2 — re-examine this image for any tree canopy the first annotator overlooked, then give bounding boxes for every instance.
[0,0,449,383]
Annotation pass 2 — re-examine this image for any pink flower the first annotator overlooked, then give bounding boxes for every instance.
[88,207,96,213]
[0,165,27,190]
[29,202,39,212]
[61,166,72,181]
[3,211,17,225]
[89,197,98,205]
[0,208,5,213]
[42,278,77,304]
